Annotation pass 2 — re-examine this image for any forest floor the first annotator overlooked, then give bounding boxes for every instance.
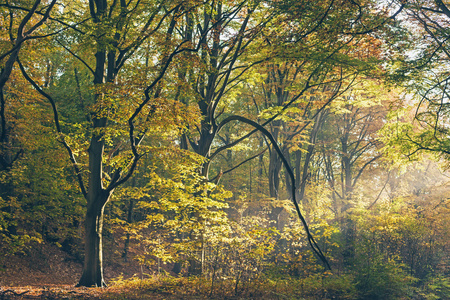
[0,243,180,299]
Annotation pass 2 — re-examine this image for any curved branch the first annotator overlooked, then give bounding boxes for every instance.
[342,2,405,35]
[210,37,360,163]
[0,3,88,34]
[17,59,88,199]
[56,39,95,76]
[106,39,192,192]
[210,80,315,162]
[218,114,331,270]
[435,0,450,19]
[351,154,382,188]
[24,0,57,36]
[16,0,42,38]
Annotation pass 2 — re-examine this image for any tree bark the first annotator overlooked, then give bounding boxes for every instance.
[77,23,110,283]
[77,125,111,287]
[77,192,110,287]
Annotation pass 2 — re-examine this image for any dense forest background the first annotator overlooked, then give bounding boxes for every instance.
[1,0,450,299]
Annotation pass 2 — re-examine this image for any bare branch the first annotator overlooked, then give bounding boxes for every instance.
[209,147,268,182]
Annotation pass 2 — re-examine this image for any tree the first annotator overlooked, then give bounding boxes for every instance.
[319,81,387,220]
[0,0,411,288]
[12,0,203,287]
[386,1,450,163]
[0,0,67,260]
[177,0,269,179]
[205,0,402,198]
[0,0,56,170]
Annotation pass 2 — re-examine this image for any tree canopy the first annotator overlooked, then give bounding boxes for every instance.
[0,0,449,298]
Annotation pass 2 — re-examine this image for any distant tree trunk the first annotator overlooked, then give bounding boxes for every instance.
[297,111,323,206]
[340,132,356,263]
[258,136,265,194]
[341,133,353,201]
[283,147,293,200]
[267,114,282,199]
[268,151,282,199]
[298,141,315,203]
[294,150,302,199]
[122,198,134,262]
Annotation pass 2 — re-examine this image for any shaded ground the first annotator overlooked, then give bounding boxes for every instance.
[0,243,154,299]
[0,285,180,300]
[0,244,81,287]
[0,285,105,299]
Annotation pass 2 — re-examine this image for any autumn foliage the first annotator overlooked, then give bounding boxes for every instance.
[1,0,450,299]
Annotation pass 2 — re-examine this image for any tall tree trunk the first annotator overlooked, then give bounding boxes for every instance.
[0,24,24,171]
[294,150,302,195]
[340,133,353,207]
[77,192,110,287]
[78,125,110,287]
[77,33,110,284]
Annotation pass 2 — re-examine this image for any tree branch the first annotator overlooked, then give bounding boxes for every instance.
[209,147,268,182]
[218,114,331,270]
[17,59,88,199]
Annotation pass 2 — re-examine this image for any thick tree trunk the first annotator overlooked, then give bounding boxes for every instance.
[0,31,23,171]
[77,118,110,287]
[77,193,109,287]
